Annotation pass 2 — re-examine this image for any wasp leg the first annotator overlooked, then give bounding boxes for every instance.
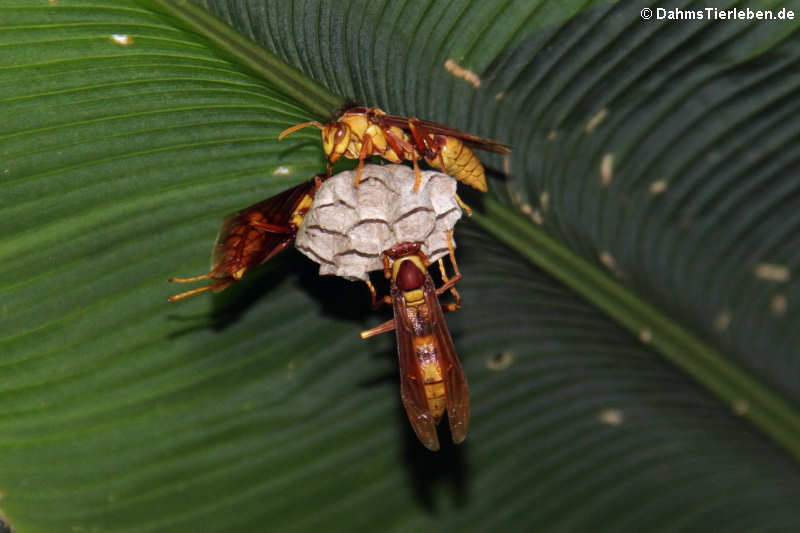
[411,119,451,185]
[445,229,461,277]
[365,279,391,310]
[417,248,430,268]
[436,257,462,312]
[411,154,422,192]
[360,318,396,339]
[407,119,435,190]
[365,279,379,308]
[434,230,463,310]
[353,133,375,188]
[378,250,392,279]
[381,126,423,193]
[437,257,462,303]
[381,126,414,158]
[455,194,473,217]
[406,119,431,153]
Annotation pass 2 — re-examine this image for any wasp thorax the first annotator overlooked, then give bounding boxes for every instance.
[396,259,425,291]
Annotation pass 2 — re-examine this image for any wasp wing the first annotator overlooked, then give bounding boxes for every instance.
[423,276,470,444]
[380,114,511,154]
[209,179,316,281]
[391,282,441,451]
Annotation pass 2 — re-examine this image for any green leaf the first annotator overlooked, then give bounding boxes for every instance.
[2,1,800,532]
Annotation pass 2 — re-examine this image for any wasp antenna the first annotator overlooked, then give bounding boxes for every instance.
[168,273,213,284]
[168,284,216,302]
[168,278,233,302]
[279,121,324,140]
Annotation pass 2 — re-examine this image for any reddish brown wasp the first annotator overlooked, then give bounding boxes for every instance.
[279,106,510,193]
[168,175,323,301]
[360,234,469,451]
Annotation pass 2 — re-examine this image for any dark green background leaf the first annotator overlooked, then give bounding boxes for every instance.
[2,1,800,531]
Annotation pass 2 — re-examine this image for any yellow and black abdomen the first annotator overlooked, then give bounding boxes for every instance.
[426,136,488,192]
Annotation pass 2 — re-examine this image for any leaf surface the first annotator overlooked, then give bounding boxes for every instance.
[2,1,800,532]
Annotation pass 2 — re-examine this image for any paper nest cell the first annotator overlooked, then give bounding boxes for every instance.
[295,164,462,281]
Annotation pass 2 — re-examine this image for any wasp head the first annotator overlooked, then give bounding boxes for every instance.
[322,122,351,163]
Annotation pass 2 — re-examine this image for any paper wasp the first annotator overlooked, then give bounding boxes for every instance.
[168,175,322,301]
[360,235,469,451]
[279,106,510,193]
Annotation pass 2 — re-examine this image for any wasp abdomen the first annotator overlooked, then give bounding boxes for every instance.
[415,339,447,422]
[428,136,488,192]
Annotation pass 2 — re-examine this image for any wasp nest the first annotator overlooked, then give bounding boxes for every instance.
[296,164,462,281]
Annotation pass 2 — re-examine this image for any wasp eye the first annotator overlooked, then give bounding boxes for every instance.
[334,124,347,142]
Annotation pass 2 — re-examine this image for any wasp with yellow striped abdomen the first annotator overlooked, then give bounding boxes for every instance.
[360,237,469,451]
[279,106,510,193]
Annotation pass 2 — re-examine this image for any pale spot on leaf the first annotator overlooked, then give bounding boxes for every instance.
[539,190,549,210]
[600,153,614,186]
[771,293,787,316]
[731,399,749,416]
[585,108,609,133]
[487,351,515,371]
[599,251,623,277]
[598,408,624,426]
[649,180,668,194]
[110,34,133,46]
[713,310,731,331]
[754,263,790,282]
[444,59,481,88]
